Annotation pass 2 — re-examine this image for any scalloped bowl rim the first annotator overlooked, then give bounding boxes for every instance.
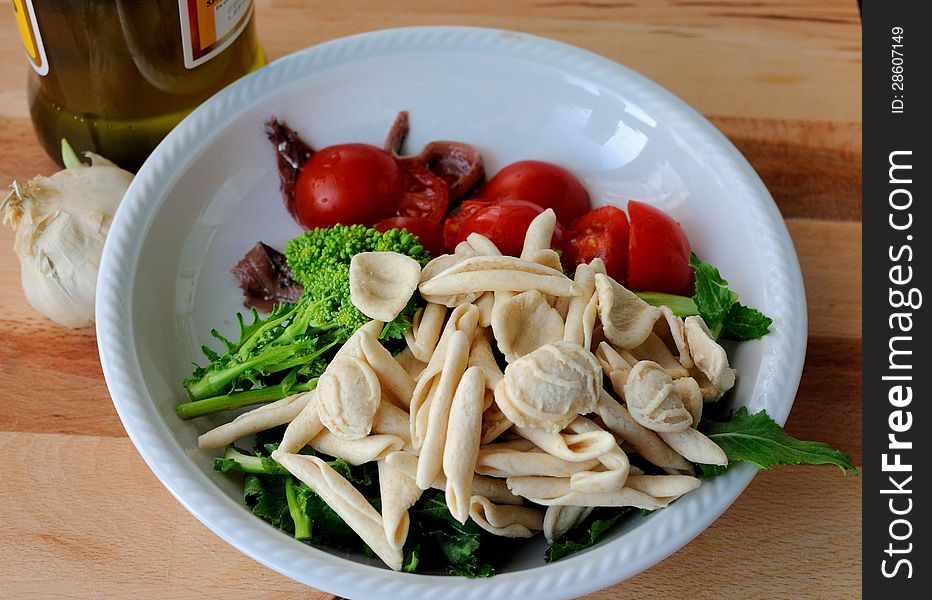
[96,26,806,600]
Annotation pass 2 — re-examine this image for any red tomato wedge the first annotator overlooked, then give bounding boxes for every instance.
[395,160,450,223]
[565,206,630,284]
[626,200,692,295]
[374,216,445,257]
[294,143,403,229]
[481,160,591,223]
[443,199,564,257]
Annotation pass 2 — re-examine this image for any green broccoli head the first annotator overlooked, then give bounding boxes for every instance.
[285,225,432,343]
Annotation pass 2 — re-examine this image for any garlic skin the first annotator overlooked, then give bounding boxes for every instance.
[2,153,132,328]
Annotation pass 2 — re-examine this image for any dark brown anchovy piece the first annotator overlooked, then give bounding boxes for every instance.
[383,111,485,203]
[416,141,485,201]
[383,110,409,155]
[265,118,314,220]
[231,242,304,312]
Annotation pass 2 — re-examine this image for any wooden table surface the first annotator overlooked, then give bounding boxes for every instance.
[0,1,861,598]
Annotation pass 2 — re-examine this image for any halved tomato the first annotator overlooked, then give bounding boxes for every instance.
[564,206,630,284]
[442,199,564,257]
[626,200,691,295]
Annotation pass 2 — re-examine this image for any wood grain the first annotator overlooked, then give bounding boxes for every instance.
[0,0,861,598]
[0,431,860,599]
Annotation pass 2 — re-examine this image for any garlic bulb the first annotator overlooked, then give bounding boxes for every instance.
[2,153,133,328]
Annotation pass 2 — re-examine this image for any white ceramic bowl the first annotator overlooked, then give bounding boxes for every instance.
[97,26,806,600]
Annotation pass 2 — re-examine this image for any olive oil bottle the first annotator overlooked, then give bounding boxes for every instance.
[12,0,266,171]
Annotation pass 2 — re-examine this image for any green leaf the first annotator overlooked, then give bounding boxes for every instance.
[245,474,291,529]
[689,252,738,336]
[720,303,772,340]
[697,408,858,475]
[545,508,635,562]
[402,544,420,573]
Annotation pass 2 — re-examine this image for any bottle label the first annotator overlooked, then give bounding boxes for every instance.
[11,0,48,76]
[178,0,254,70]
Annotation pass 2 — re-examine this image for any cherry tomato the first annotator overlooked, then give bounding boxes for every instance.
[442,199,490,252]
[443,199,565,257]
[565,206,630,284]
[294,143,403,229]
[395,161,449,223]
[481,160,591,223]
[374,216,445,257]
[626,200,692,295]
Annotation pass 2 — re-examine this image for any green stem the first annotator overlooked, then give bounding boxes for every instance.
[176,379,316,420]
[285,476,312,541]
[634,292,699,318]
[60,138,84,168]
[214,446,288,475]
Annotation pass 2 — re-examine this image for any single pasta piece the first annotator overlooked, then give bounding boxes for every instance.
[416,330,470,489]
[673,377,703,427]
[357,330,415,408]
[403,303,447,363]
[563,260,600,349]
[657,427,728,466]
[279,392,324,453]
[594,273,661,349]
[420,269,579,299]
[629,333,690,379]
[543,505,593,544]
[443,367,486,523]
[393,346,427,381]
[625,475,701,500]
[684,316,736,400]
[310,431,405,466]
[468,495,544,538]
[507,476,668,509]
[316,356,381,441]
[372,401,414,452]
[653,305,693,369]
[594,390,693,473]
[197,392,312,450]
[466,232,502,256]
[468,329,504,390]
[491,290,565,363]
[565,416,631,493]
[349,251,422,322]
[495,341,602,433]
[623,360,693,433]
[474,291,495,328]
[476,445,602,477]
[520,209,558,258]
[479,401,513,445]
[378,458,424,550]
[514,421,616,463]
[272,451,403,571]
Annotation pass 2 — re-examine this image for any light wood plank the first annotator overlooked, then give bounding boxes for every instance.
[0,431,859,598]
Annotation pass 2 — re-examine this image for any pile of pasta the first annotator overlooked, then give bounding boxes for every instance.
[197,209,737,571]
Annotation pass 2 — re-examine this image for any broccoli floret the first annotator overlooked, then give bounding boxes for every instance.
[285,225,432,343]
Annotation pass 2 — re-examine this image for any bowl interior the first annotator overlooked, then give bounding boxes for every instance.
[101,27,805,598]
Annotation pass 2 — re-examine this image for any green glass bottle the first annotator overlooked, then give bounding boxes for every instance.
[12,0,266,171]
